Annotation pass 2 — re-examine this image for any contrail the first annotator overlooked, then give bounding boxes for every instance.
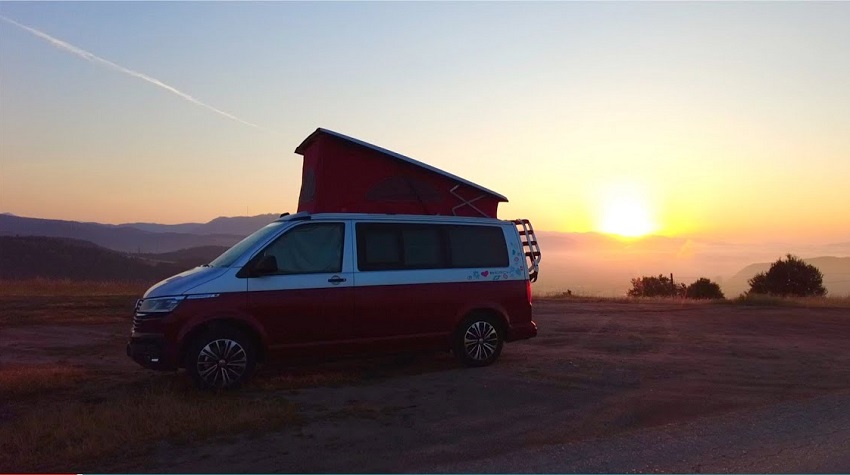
[0,15,271,133]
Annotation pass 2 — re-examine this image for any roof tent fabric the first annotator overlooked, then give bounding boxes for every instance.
[294,128,508,218]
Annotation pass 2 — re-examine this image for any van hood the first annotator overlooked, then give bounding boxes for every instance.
[143,266,228,299]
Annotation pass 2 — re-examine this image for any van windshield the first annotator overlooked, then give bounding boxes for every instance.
[209,221,287,268]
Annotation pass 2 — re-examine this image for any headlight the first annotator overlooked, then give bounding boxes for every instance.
[137,296,185,314]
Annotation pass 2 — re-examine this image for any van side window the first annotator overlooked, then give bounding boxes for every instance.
[356,223,446,271]
[260,223,344,274]
[356,223,507,271]
[446,225,508,268]
[361,226,402,269]
[402,227,443,268]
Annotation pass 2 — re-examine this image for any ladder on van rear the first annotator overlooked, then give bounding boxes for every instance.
[513,219,541,282]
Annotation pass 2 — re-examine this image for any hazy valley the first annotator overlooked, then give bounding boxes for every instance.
[2,213,849,297]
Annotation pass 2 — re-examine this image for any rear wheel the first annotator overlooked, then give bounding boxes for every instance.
[184,328,257,390]
[453,315,504,367]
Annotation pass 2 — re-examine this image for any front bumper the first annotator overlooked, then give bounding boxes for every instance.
[127,334,176,371]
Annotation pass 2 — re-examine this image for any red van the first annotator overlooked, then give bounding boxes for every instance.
[127,212,541,389]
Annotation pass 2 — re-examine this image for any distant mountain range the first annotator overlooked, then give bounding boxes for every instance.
[0,213,277,253]
[0,236,226,281]
[117,214,279,235]
[1,213,849,296]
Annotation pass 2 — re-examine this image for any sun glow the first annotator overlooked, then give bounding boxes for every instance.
[596,185,657,238]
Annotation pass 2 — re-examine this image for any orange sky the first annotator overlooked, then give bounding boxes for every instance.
[2,2,849,245]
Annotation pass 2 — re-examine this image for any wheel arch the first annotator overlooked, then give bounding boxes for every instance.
[178,316,267,367]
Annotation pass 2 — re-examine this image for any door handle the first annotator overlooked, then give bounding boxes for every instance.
[328,276,347,284]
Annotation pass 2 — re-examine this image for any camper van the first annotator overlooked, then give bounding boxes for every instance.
[127,212,541,389]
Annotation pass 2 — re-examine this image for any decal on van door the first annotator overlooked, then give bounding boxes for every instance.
[509,242,526,279]
[467,269,517,281]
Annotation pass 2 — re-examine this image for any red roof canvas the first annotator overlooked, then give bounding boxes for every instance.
[294,128,508,218]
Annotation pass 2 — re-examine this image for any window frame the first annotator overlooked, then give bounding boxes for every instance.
[355,222,508,272]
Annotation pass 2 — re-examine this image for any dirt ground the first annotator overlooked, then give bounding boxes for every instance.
[2,296,850,472]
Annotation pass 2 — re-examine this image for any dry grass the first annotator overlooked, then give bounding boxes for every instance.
[0,282,303,471]
[5,277,846,472]
[253,370,362,391]
[539,291,850,309]
[0,278,148,297]
[0,376,300,472]
[730,293,850,308]
[0,364,90,399]
[538,292,720,305]
[0,294,136,326]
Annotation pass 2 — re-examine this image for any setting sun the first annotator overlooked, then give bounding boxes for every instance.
[596,185,657,238]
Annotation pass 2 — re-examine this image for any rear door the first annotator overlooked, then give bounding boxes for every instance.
[246,221,354,351]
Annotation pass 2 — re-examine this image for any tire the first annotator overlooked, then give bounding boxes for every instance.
[453,315,504,367]
[184,327,257,390]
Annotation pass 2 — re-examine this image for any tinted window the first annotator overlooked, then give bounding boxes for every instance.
[259,223,344,274]
[358,224,443,271]
[361,227,401,269]
[356,223,507,271]
[402,227,443,268]
[447,225,508,268]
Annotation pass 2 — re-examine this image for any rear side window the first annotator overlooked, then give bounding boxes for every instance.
[446,225,508,268]
[356,223,507,271]
[402,227,443,268]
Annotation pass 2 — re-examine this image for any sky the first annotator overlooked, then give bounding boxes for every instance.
[2,2,850,245]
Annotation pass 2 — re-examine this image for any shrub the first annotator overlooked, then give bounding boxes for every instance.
[685,277,725,300]
[628,274,686,298]
[747,254,827,297]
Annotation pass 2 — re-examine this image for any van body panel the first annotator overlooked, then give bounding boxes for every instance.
[247,286,355,348]
[352,280,526,340]
[173,294,263,352]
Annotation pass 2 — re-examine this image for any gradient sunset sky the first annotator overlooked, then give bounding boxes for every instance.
[1,2,849,244]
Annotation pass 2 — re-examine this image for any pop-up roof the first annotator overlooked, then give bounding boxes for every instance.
[294,128,508,218]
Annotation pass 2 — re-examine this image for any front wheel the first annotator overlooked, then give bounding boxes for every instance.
[453,316,504,367]
[184,328,257,390]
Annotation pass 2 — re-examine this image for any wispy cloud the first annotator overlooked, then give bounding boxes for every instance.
[0,15,272,133]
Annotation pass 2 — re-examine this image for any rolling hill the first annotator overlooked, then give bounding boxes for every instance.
[0,236,204,282]
[118,214,278,235]
[0,214,246,253]
[140,245,230,269]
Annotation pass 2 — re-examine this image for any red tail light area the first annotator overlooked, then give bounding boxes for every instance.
[527,280,532,305]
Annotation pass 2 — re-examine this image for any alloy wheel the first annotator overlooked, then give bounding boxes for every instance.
[463,321,499,361]
[196,338,248,388]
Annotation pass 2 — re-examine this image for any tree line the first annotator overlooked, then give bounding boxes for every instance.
[627,254,827,299]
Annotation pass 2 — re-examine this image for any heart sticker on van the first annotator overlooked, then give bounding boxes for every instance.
[481,271,489,277]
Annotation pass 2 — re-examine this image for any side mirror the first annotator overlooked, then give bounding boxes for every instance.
[252,255,278,276]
